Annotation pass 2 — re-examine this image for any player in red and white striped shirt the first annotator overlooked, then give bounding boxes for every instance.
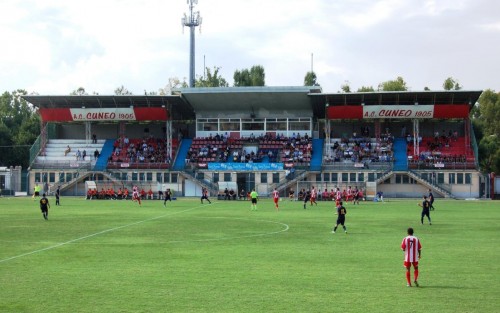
[310,186,318,206]
[272,188,279,211]
[401,227,422,287]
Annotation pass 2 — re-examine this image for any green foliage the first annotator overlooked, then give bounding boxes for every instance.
[340,81,351,93]
[114,85,133,95]
[195,66,229,87]
[473,89,500,173]
[443,77,462,90]
[234,65,266,87]
[378,76,408,91]
[303,71,318,86]
[0,90,40,168]
[1,198,500,312]
[69,87,88,95]
[357,85,375,92]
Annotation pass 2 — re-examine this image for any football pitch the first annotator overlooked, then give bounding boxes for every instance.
[1,196,499,313]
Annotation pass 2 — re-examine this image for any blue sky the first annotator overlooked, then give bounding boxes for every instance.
[0,0,499,95]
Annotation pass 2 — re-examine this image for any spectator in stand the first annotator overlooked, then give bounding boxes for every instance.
[82,150,87,161]
[92,134,97,144]
[94,149,100,160]
[64,145,71,156]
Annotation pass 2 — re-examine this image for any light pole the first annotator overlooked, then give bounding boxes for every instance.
[182,0,202,88]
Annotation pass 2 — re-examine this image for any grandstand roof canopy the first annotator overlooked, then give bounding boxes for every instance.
[23,94,195,120]
[173,86,322,112]
[309,90,482,118]
[23,89,482,121]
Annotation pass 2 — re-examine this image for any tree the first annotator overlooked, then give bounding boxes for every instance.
[357,86,375,92]
[0,90,40,168]
[443,77,462,90]
[195,67,229,87]
[304,71,318,86]
[377,76,408,91]
[114,85,133,95]
[340,81,351,93]
[473,89,500,173]
[70,87,88,95]
[159,77,188,95]
[234,65,266,87]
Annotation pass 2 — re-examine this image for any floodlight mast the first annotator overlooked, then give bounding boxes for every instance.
[182,0,202,88]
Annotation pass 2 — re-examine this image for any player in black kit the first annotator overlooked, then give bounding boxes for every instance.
[332,201,347,233]
[418,195,432,225]
[303,190,311,209]
[40,193,50,220]
[163,188,172,207]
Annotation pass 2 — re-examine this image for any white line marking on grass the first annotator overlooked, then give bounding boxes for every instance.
[167,217,289,243]
[0,204,207,264]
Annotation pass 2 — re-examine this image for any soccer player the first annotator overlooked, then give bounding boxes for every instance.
[201,187,211,204]
[428,189,436,211]
[164,188,172,207]
[418,195,432,225]
[401,227,422,287]
[353,187,360,205]
[334,188,342,207]
[272,188,279,211]
[40,193,50,220]
[132,186,141,206]
[250,189,258,210]
[303,190,311,209]
[332,201,347,234]
[310,186,318,206]
[55,186,61,206]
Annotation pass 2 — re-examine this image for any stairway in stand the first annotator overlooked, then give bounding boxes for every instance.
[393,138,408,171]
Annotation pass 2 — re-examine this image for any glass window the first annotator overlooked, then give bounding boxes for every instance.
[448,173,455,184]
[341,173,348,182]
[261,173,268,183]
[122,173,128,181]
[395,174,402,184]
[402,175,409,184]
[171,173,178,183]
[368,173,375,182]
[156,173,162,183]
[224,173,231,182]
[146,172,153,181]
[323,173,330,182]
[465,173,472,184]
[272,173,279,183]
[289,118,311,131]
[316,173,322,182]
[196,172,204,180]
[349,173,356,182]
[331,173,338,182]
[59,173,64,183]
[457,173,464,184]
[213,173,219,183]
[35,172,41,183]
[266,118,287,131]
[242,118,264,131]
[358,173,364,182]
[220,119,240,131]
[164,173,170,183]
[196,118,219,132]
[132,173,138,181]
[49,172,55,183]
[437,173,444,184]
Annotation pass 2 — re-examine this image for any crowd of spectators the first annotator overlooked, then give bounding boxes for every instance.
[325,131,393,164]
[186,132,313,166]
[110,135,175,165]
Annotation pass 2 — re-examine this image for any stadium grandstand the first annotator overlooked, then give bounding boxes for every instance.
[22,87,488,199]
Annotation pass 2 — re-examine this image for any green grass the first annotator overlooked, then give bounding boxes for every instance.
[1,196,499,313]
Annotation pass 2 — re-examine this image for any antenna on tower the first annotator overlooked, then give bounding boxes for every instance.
[182,0,203,88]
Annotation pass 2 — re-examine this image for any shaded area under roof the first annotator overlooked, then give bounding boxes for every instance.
[174,86,322,113]
[309,90,483,118]
[22,95,196,120]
